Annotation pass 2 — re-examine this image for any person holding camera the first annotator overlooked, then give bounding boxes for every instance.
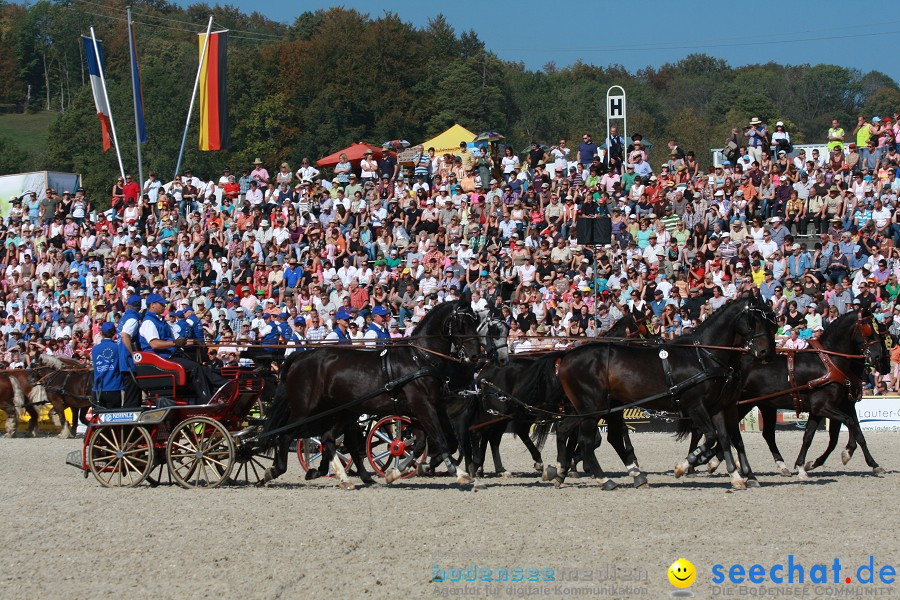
[745,117,768,164]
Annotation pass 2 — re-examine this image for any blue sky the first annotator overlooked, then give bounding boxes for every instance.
[176,0,900,83]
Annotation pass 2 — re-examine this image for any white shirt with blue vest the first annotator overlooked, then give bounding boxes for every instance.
[139,312,176,358]
[363,322,390,348]
[118,307,142,371]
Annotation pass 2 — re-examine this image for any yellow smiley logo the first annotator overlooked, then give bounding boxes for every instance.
[668,558,696,588]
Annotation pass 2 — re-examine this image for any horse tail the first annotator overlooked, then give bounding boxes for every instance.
[9,376,26,419]
[674,415,695,442]
[530,421,552,452]
[27,384,48,416]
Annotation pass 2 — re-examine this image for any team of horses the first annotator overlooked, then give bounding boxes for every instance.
[261,288,889,490]
[2,288,888,492]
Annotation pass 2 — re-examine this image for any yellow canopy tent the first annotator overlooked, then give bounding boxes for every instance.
[419,124,477,155]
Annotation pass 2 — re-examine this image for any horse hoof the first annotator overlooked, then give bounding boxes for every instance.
[633,474,649,489]
[674,460,690,479]
[803,461,816,472]
[797,468,810,481]
[416,464,433,477]
[707,457,721,473]
[731,479,747,490]
[841,449,851,465]
[569,470,581,479]
[780,468,792,477]
[472,478,485,489]
[456,473,473,485]
[600,479,618,491]
[873,466,886,475]
[304,468,319,481]
[533,462,543,473]
[552,477,564,489]
[385,468,402,485]
[338,481,355,491]
[498,470,511,479]
[746,478,761,488]
[543,465,557,482]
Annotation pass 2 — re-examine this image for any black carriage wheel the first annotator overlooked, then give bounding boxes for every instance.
[229,445,276,485]
[88,426,154,488]
[166,417,235,489]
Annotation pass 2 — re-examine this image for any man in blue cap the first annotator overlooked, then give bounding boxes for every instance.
[92,322,124,408]
[276,312,293,342]
[138,292,225,404]
[172,309,187,338]
[258,312,281,345]
[284,316,307,357]
[364,305,391,347]
[325,308,352,343]
[118,293,143,407]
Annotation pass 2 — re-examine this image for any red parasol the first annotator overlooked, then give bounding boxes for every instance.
[316,142,391,168]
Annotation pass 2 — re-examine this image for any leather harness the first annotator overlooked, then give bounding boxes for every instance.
[754,339,858,416]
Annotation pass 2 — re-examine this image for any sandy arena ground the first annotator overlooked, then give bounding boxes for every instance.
[0,431,897,599]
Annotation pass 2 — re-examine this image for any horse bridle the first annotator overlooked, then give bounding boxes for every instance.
[742,300,777,352]
[855,317,884,366]
[447,307,480,362]
[477,313,509,362]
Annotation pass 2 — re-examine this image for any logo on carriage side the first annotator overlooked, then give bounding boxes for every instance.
[659,350,669,360]
[100,412,140,423]
[133,353,143,362]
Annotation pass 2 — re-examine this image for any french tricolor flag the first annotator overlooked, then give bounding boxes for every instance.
[82,36,111,152]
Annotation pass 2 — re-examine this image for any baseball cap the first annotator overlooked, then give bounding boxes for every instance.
[372,305,390,317]
[126,294,142,306]
[294,316,306,326]
[146,293,168,305]
[100,322,116,335]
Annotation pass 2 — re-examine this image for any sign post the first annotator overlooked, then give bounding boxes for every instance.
[606,86,627,168]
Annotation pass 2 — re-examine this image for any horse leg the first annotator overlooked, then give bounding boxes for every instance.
[577,417,617,490]
[758,405,790,476]
[794,414,823,480]
[709,410,746,490]
[4,412,16,438]
[343,422,374,485]
[262,434,292,485]
[408,399,469,486]
[675,406,720,478]
[545,419,571,487]
[515,419,543,473]
[808,413,843,471]
[489,426,508,477]
[818,406,883,475]
[605,413,645,489]
[25,404,39,437]
[725,408,759,487]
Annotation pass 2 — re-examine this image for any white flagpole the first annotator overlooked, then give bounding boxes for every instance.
[126,6,144,189]
[174,16,213,180]
[90,27,125,180]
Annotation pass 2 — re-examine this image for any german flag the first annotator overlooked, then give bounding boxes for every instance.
[198,31,229,151]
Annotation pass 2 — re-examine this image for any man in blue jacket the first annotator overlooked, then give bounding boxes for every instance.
[138,293,225,404]
[118,294,143,408]
[92,322,124,408]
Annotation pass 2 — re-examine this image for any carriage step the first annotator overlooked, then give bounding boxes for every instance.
[65,450,84,470]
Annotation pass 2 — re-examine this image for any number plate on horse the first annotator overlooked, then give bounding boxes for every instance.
[99,412,140,424]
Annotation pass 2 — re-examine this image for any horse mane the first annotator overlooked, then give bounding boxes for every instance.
[411,300,462,336]
[38,354,67,370]
[675,291,758,344]
[818,310,857,347]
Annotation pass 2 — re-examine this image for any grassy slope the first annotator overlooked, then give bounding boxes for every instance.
[0,111,57,155]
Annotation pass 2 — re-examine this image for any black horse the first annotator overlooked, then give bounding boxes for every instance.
[687,310,889,478]
[260,298,504,488]
[471,314,649,479]
[554,291,777,490]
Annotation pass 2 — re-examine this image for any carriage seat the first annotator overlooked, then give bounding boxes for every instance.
[133,352,186,399]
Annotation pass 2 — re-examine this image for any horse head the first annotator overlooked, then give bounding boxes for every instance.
[854,312,890,375]
[738,290,777,363]
[476,305,510,366]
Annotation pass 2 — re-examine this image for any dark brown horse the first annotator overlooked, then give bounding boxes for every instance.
[553,291,777,490]
[260,298,501,488]
[686,310,890,478]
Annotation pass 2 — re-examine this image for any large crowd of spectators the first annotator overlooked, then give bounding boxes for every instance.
[4,114,900,390]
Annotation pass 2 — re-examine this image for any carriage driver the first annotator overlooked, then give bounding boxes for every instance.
[92,322,124,409]
[325,309,353,343]
[138,293,226,404]
[364,305,391,347]
[117,294,143,408]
